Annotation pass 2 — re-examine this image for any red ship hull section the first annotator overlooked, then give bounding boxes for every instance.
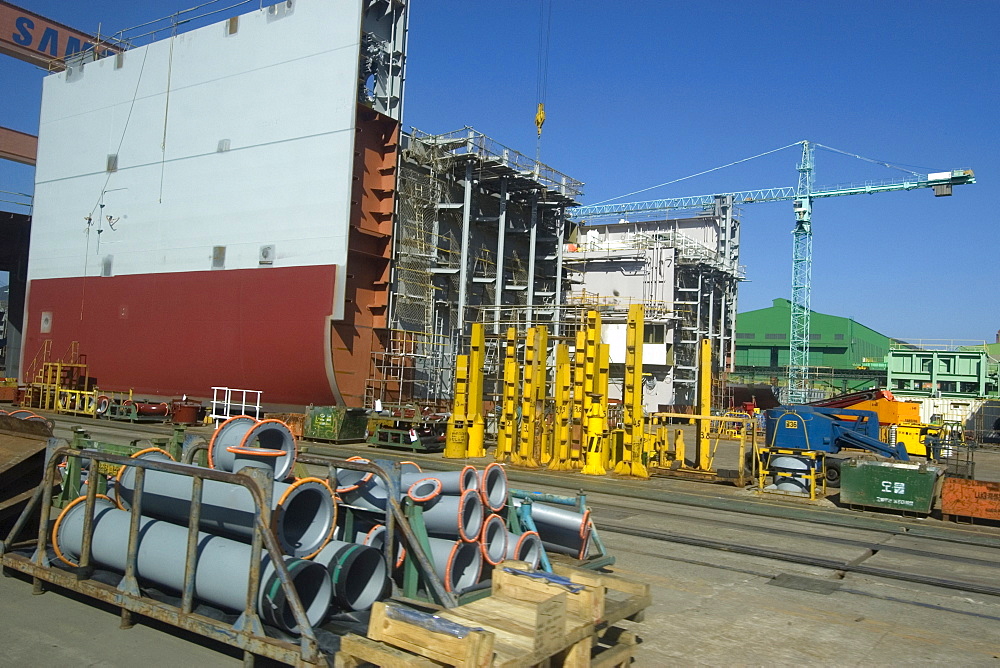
[23,265,339,406]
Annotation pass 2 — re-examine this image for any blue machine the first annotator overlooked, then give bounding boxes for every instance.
[764,405,910,461]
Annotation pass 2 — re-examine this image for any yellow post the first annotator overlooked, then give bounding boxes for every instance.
[696,338,712,471]
[580,396,607,476]
[673,428,686,466]
[597,343,611,469]
[495,328,518,463]
[466,323,486,458]
[516,327,540,467]
[616,304,648,477]
[444,354,470,458]
[549,343,572,470]
[569,329,586,468]
[581,311,600,452]
[536,326,551,465]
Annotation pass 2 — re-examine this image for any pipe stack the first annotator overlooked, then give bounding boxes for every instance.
[51,417,400,642]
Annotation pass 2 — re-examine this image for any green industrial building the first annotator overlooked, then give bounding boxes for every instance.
[732,298,891,394]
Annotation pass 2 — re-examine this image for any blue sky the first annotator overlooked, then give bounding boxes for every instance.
[2,1,996,343]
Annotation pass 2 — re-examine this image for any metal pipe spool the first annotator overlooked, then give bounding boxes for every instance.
[334,456,376,494]
[209,415,297,480]
[359,524,405,569]
[504,530,543,569]
[402,465,478,495]
[424,536,483,594]
[116,450,336,559]
[338,471,444,512]
[53,496,331,634]
[311,539,388,613]
[417,488,484,543]
[479,513,509,566]
[526,501,592,559]
[478,462,508,512]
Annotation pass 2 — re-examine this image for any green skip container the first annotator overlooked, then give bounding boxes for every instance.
[840,460,943,515]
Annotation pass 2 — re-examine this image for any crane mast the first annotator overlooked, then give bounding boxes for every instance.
[789,141,814,402]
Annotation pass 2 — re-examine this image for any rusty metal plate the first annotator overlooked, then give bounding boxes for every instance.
[941,477,1000,521]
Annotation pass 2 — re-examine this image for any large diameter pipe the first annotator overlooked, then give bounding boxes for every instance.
[402,465,478,495]
[504,530,543,569]
[418,488,484,542]
[116,452,336,559]
[53,496,331,634]
[359,524,406,569]
[209,416,297,480]
[478,463,508,512]
[312,539,388,613]
[424,536,483,594]
[480,513,508,566]
[525,501,592,559]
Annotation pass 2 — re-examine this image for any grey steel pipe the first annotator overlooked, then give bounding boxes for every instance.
[525,501,592,559]
[415,488,484,542]
[312,539,388,613]
[477,462,508,512]
[401,465,478,495]
[358,523,405,569]
[504,530,543,569]
[53,496,331,634]
[479,513,508,566]
[116,451,336,559]
[424,535,483,594]
[209,415,297,480]
[339,470,446,512]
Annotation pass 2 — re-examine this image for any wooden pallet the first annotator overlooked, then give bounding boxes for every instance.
[335,561,649,667]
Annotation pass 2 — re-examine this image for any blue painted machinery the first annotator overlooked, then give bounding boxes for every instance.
[762,405,910,489]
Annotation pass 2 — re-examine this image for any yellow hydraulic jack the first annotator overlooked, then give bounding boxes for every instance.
[614,304,648,478]
[466,323,486,458]
[548,343,573,470]
[581,394,608,476]
[568,329,587,468]
[444,354,470,458]
[515,326,543,467]
[495,328,519,463]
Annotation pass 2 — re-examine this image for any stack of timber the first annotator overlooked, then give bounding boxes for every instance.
[336,560,651,667]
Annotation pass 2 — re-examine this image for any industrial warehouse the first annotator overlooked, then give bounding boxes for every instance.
[1,0,999,666]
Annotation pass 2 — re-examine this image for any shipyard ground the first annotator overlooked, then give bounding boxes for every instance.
[3,414,1000,666]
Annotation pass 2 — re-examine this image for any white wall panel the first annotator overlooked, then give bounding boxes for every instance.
[30,0,362,281]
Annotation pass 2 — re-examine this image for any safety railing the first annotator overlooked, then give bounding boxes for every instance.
[210,387,262,422]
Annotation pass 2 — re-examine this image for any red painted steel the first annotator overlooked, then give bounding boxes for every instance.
[23,264,338,405]
[0,126,37,165]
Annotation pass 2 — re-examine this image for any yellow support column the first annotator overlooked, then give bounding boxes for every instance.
[516,327,540,467]
[549,343,572,470]
[569,329,586,468]
[581,311,600,455]
[616,304,648,478]
[444,354,470,458]
[581,395,607,476]
[466,323,486,458]
[597,343,611,470]
[696,338,713,472]
[536,326,551,465]
[495,328,518,463]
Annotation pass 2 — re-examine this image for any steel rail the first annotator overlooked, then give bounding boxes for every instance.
[596,520,1000,599]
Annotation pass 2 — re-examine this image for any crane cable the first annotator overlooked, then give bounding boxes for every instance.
[535,0,553,160]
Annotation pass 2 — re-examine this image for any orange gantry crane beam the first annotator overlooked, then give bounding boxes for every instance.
[0,0,118,69]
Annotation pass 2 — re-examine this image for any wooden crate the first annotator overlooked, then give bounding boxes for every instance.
[337,561,650,667]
